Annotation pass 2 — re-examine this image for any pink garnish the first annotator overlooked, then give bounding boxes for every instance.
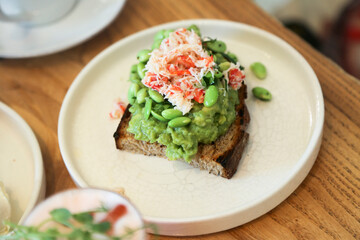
[109,99,126,119]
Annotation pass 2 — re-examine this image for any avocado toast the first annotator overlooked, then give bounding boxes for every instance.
[114,25,250,179]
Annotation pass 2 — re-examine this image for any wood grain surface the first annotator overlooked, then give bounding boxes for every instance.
[1,0,359,239]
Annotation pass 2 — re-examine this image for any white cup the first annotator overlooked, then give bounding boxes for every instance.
[0,0,77,26]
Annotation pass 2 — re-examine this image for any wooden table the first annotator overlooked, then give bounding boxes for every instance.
[1,0,359,239]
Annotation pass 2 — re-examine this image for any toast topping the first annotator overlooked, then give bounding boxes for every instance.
[122,25,248,163]
[143,28,215,114]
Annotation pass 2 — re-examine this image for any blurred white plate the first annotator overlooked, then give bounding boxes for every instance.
[0,0,126,58]
[0,102,45,226]
[58,19,324,236]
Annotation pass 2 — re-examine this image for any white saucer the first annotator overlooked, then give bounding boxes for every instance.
[0,102,45,225]
[0,0,126,58]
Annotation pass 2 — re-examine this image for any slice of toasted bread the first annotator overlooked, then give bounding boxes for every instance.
[114,85,250,179]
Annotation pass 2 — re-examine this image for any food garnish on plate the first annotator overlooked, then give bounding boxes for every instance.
[114,25,250,179]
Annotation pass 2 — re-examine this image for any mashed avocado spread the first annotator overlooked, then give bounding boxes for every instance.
[128,86,239,162]
[126,25,245,162]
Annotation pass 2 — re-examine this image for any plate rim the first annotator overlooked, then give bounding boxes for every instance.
[58,19,324,235]
[0,102,46,224]
[0,0,126,58]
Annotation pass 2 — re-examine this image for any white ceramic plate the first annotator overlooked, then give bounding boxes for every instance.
[0,0,126,58]
[58,19,324,236]
[0,102,45,226]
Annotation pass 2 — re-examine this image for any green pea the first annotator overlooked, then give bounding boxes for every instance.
[154,30,165,41]
[227,52,238,63]
[136,88,148,104]
[148,89,164,103]
[252,87,272,101]
[204,85,219,107]
[151,39,162,50]
[130,64,138,73]
[129,72,141,83]
[144,98,152,119]
[250,62,267,79]
[218,62,231,72]
[137,62,146,79]
[137,49,151,63]
[168,117,191,128]
[187,24,201,36]
[161,109,183,120]
[151,110,168,122]
[207,40,226,53]
[215,53,227,64]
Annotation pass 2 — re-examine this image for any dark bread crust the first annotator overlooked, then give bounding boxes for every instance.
[114,85,250,179]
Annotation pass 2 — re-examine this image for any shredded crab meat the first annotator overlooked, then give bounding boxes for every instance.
[142,28,245,114]
[223,62,246,90]
[143,28,215,114]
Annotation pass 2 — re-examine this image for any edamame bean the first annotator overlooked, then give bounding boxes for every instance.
[129,72,141,83]
[144,98,152,119]
[137,49,151,63]
[218,62,231,72]
[252,87,272,101]
[187,24,201,36]
[204,85,219,107]
[152,39,162,50]
[154,30,165,40]
[161,109,183,120]
[137,62,146,79]
[148,89,164,103]
[128,90,136,105]
[151,110,168,122]
[127,83,140,104]
[136,88,148,104]
[250,62,267,79]
[168,117,191,128]
[207,40,226,53]
[129,83,140,96]
[215,53,227,64]
[130,64,138,73]
[227,52,238,63]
